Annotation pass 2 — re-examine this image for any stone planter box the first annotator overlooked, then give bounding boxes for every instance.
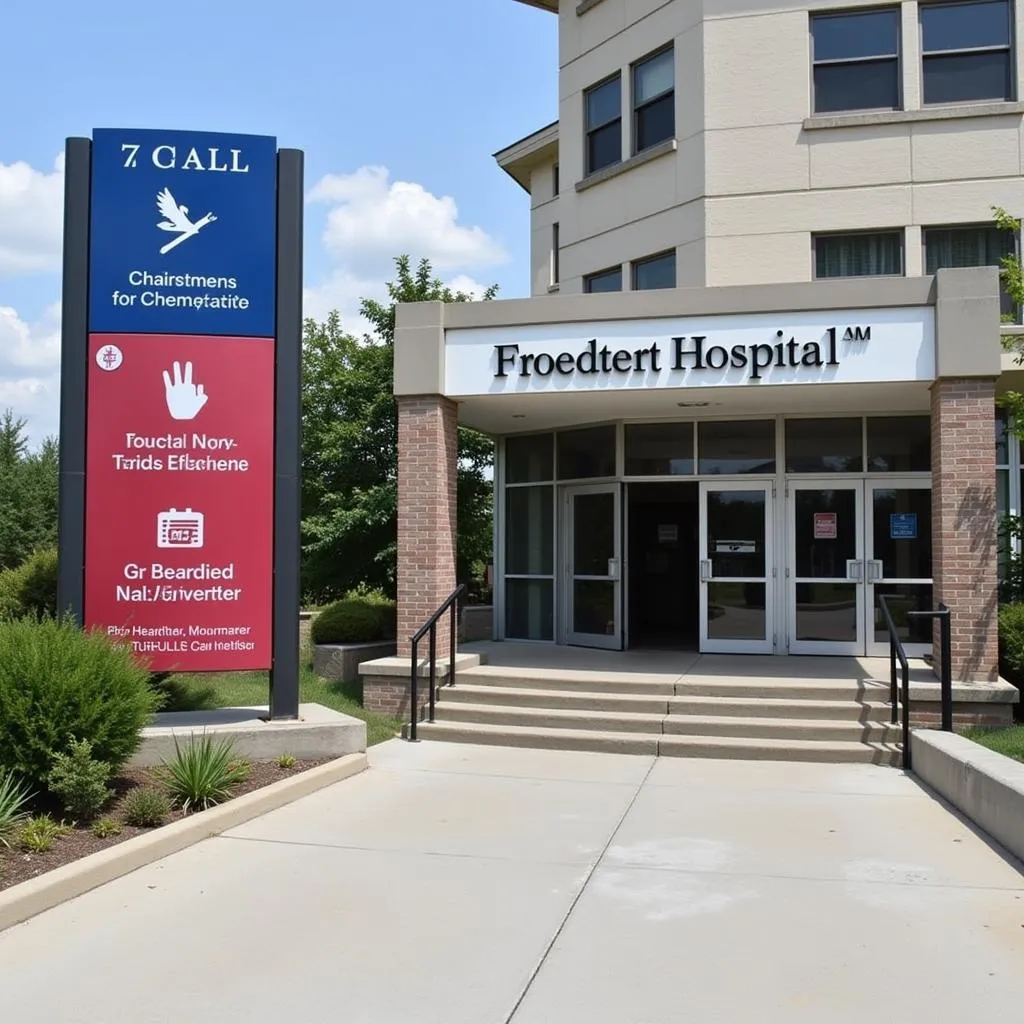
[313,641,397,685]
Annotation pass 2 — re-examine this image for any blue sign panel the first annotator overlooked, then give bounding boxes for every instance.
[89,128,277,337]
[890,513,918,540]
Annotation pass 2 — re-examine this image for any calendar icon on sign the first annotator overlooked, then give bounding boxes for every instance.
[157,508,204,549]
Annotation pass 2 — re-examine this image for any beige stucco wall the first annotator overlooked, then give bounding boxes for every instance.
[519,0,1024,296]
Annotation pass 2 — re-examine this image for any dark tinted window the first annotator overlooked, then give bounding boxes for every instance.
[698,420,776,475]
[557,426,617,479]
[634,48,675,152]
[633,251,676,290]
[584,266,623,293]
[812,8,900,113]
[921,0,1012,104]
[815,231,903,278]
[785,418,864,473]
[867,416,931,472]
[505,433,553,483]
[625,422,694,475]
[585,76,622,173]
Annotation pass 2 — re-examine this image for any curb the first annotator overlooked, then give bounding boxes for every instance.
[0,751,368,934]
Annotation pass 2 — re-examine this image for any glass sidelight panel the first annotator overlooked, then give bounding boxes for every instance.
[506,579,554,641]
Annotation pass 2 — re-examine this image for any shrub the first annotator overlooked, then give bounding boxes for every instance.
[999,602,1024,699]
[277,753,297,769]
[0,547,59,621]
[120,787,171,828]
[18,814,67,853]
[90,817,122,839]
[0,769,34,848]
[157,733,248,813]
[47,738,114,821]
[0,617,159,789]
[311,593,397,645]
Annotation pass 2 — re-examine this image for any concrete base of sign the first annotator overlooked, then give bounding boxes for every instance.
[129,703,366,767]
[313,641,398,685]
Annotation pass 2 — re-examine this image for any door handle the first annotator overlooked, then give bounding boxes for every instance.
[607,558,619,579]
[699,559,712,582]
[866,560,883,583]
[845,560,864,581]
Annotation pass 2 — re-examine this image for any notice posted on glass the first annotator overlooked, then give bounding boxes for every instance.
[84,334,274,672]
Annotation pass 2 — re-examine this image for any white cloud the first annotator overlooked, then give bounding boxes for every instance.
[0,302,61,443]
[304,165,507,333]
[0,154,64,275]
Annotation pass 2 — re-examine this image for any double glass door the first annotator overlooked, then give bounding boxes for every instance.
[787,480,932,657]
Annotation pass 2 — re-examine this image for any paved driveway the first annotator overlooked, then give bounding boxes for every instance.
[2,741,1023,1023]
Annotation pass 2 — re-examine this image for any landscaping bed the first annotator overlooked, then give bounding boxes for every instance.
[0,755,330,893]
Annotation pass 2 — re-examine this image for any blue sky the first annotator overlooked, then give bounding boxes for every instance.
[0,0,556,441]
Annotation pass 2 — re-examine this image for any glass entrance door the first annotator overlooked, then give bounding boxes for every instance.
[787,482,865,655]
[565,484,621,649]
[866,481,933,658]
[699,482,774,654]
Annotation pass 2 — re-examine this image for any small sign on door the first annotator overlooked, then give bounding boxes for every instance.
[890,512,918,540]
[813,512,837,540]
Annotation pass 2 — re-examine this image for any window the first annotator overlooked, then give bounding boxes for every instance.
[557,426,617,478]
[585,75,622,174]
[551,223,560,286]
[584,266,623,293]
[921,0,1013,105]
[698,420,776,475]
[811,8,900,113]
[633,250,676,290]
[552,163,559,196]
[814,231,904,278]
[924,224,1018,318]
[625,422,694,475]
[867,416,931,471]
[633,47,674,152]
[785,418,864,473]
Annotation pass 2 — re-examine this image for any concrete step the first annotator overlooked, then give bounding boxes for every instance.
[434,702,901,742]
[455,665,677,695]
[409,720,902,766]
[669,695,893,721]
[455,665,892,703]
[439,685,894,723]
[439,684,670,715]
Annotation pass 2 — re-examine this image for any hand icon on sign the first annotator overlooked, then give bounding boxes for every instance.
[162,361,209,421]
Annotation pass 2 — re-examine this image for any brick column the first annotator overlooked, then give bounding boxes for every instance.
[396,395,458,658]
[930,378,999,683]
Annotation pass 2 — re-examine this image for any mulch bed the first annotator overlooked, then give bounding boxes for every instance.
[0,757,332,894]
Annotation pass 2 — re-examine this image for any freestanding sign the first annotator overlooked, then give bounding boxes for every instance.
[57,128,303,717]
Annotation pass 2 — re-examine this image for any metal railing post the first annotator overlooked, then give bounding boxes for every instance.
[449,601,457,694]
[901,661,911,770]
[409,637,419,742]
[889,633,898,725]
[940,605,953,732]
[428,624,437,725]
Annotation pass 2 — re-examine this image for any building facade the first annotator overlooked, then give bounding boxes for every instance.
[389,0,1024,694]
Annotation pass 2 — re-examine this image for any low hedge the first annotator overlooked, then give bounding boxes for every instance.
[0,616,158,790]
[311,592,397,645]
[999,602,1024,694]
[0,547,58,621]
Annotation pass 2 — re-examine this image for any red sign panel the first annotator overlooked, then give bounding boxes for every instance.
[85,334,274,672]
[813,512,838,540]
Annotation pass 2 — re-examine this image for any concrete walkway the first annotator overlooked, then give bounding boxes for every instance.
[2,742,1023,1023]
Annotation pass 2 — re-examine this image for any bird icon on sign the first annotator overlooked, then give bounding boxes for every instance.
[155,187,217,255]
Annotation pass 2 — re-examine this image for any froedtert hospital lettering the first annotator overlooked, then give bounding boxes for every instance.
[494,327,853,382]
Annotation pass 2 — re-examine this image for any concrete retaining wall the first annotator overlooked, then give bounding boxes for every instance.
[911,731,1024,865]
[313,642,397,684]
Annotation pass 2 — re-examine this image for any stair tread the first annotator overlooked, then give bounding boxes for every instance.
[418,719,897,751]
[438,701,897,727]
[445,684,891,711]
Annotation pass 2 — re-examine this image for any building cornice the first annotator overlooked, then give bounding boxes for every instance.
[494,122,559,193]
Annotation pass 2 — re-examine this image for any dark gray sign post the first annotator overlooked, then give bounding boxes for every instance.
[57,131,303,721]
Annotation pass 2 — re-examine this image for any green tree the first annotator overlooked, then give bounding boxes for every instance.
[0,411,58,570]
[301,256,497,604]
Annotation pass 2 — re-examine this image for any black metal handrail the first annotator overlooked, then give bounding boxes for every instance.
[408,584,465,741]
[877,596,952,771]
